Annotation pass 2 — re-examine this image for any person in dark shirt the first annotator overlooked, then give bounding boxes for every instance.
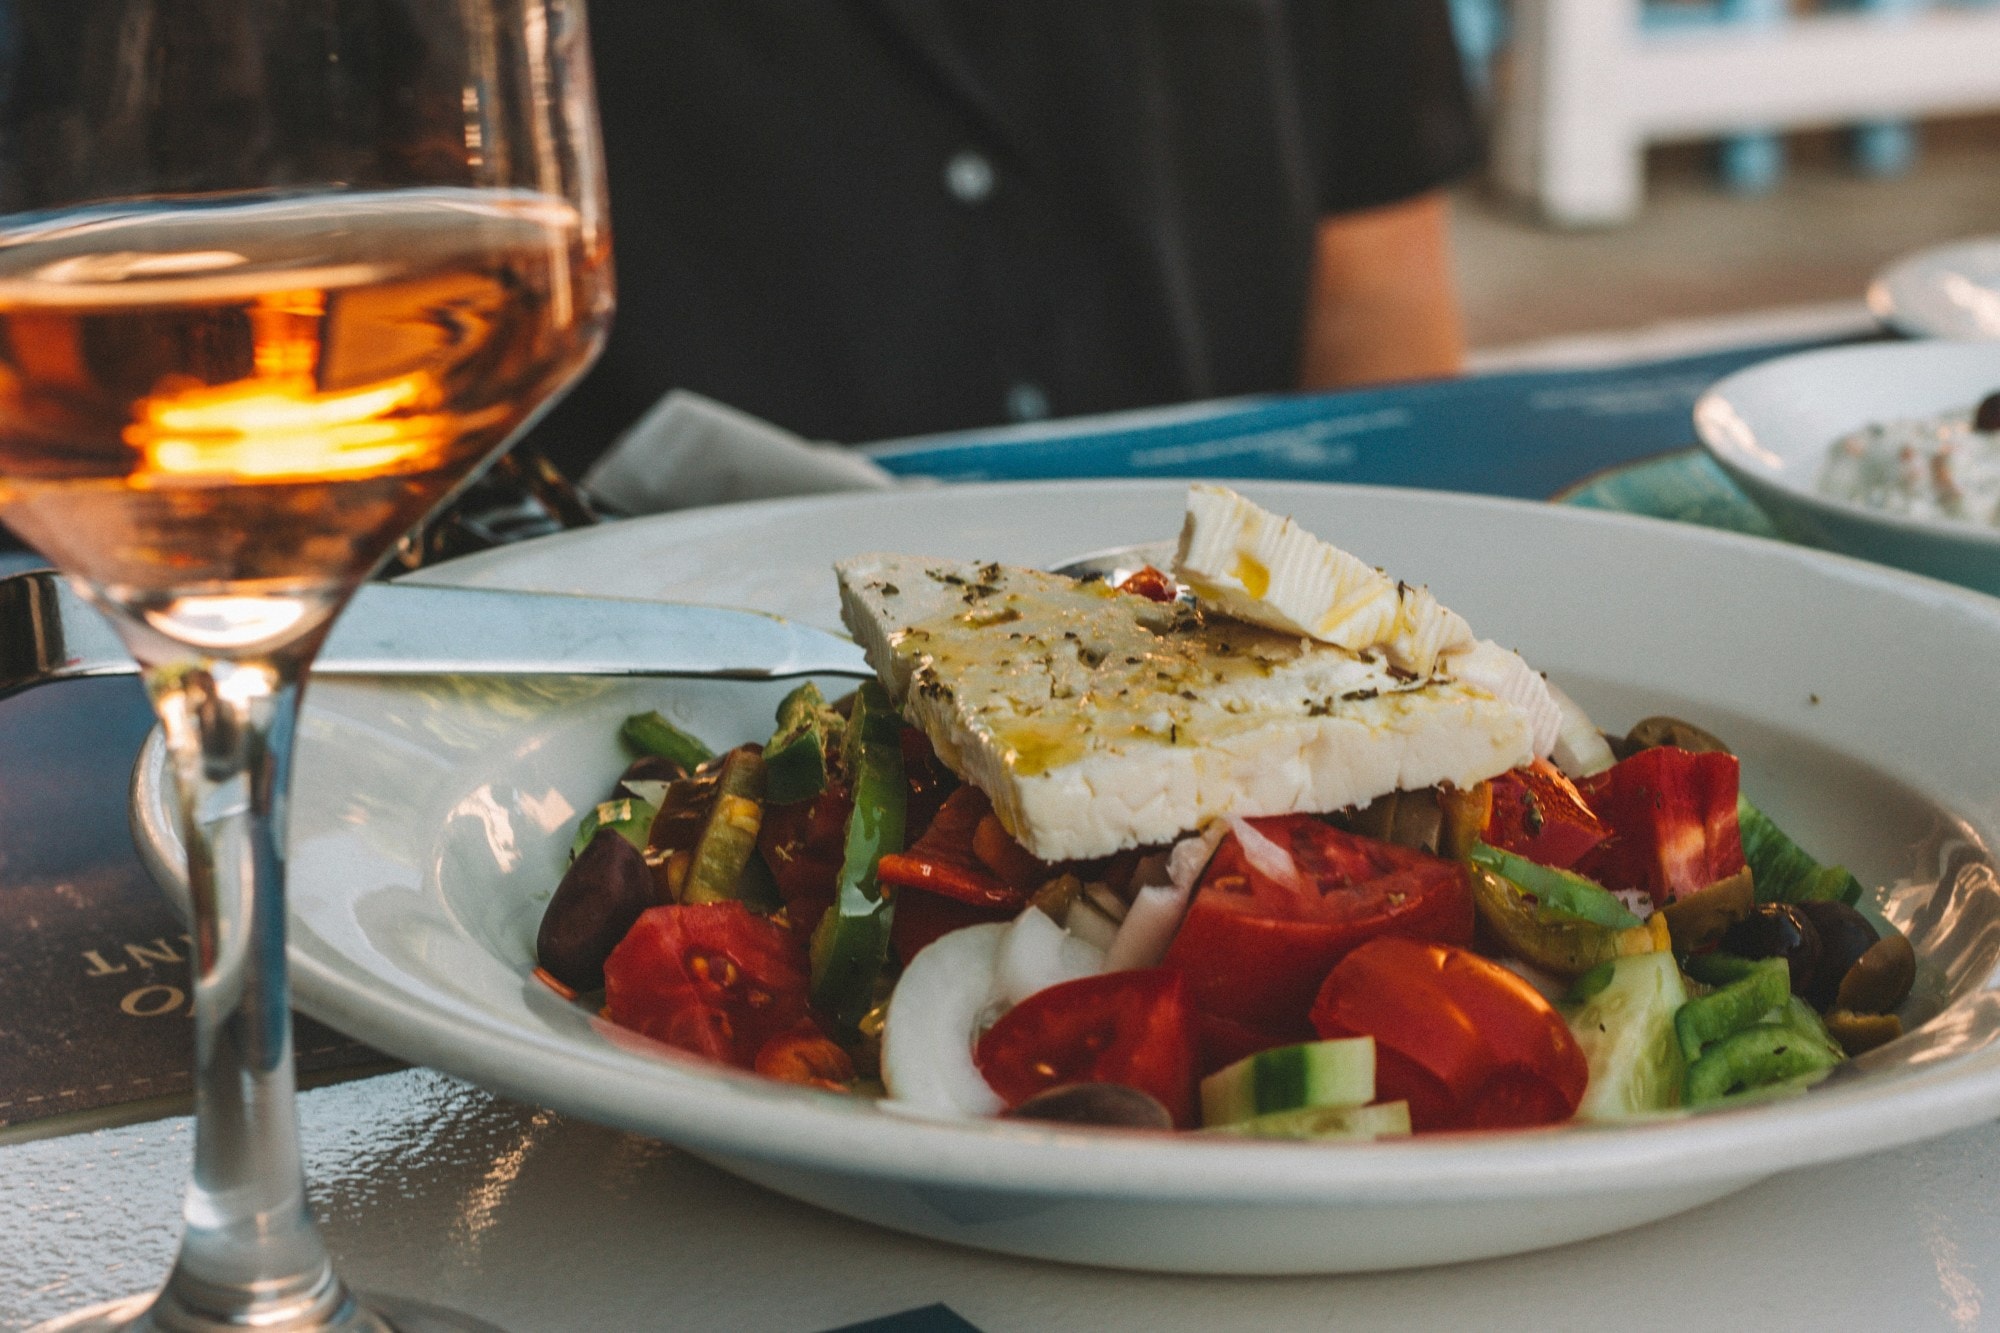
[531,0,1482,476]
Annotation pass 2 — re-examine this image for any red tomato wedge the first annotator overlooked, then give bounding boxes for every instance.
[974,969,1199,1127]
[890,887,1019,966]
[899,724,958,844]
[603,903,812,1069]
[1310,937,1587,1133]
[756,782,852,944]
[1483,759,1609,870]
[877,786,1040,908]
[1194,1011,1294,1078]
[1162,815,1473,1044]
[1574,747,1745,907]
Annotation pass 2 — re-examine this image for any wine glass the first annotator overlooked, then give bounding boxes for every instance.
[1,3,613,1329]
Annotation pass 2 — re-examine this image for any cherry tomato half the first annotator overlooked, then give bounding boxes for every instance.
[1116,565,1179,603]
[974,968,1199,1128]
[1310,936,1587,1133]
[603,902,812,1069]
[1162,815,1473,1047]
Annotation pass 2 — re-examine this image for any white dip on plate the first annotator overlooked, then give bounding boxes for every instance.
[1819,405,2000,526]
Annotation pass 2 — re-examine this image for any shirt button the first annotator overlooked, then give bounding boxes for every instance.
[1006,382,1050,422]
[944,150,996,204]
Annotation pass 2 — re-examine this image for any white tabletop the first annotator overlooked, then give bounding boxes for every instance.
[5,1067,1996,1331]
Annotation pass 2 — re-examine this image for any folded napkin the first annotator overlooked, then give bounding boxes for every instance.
[581,390,899,517]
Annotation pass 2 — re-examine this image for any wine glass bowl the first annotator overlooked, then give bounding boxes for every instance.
[0,3,611,1329]
[0,189,608,656]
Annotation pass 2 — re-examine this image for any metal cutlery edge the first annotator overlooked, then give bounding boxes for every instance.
[0,570,873,697]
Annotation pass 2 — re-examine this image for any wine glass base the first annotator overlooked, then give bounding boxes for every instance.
[31,1291,505,1333]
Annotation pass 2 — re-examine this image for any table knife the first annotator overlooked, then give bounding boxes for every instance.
[0,570,872,698]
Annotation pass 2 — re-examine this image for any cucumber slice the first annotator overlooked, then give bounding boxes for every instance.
[1737,796,1864,906]
[1206,1100,1412,1141]
[1200,1037,1375,1127]
[1564,951,1689,1119]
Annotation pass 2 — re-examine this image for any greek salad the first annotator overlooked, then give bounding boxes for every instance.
[530,488,1915,1139]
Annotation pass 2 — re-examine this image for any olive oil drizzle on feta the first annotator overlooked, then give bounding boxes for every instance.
[887,564,1438,779]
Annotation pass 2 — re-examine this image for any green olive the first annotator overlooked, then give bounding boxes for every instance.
[1624,715,1733,756]
[1659,867,1755,954]
[1823,1009,1903,1055]
[1835,931,1916,1015]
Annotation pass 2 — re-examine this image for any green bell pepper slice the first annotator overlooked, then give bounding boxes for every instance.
[1683,998,1844,1105]
[809,681,907,1031]
[1469,841,1641,929]
[680,747,768,905]
[763,682,845,805]
[1673,956,1790,1064]
[569,796,656,860]
[621,709,715,773]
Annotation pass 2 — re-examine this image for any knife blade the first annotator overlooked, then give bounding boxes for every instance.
[0,570,873,698]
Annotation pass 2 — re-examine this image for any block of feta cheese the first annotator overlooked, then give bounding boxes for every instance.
[1173,485,1561,756]
[836,553,1538,862]
[1173,482,1474,676]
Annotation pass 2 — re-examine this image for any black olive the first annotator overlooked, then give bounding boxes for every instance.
[1975,390,2000,433]
[1795,900,1880,1011]
[616,752,688,795]
[1002,1083,1174,1129]
[536,828,661,992]
[1720,902,1823,999]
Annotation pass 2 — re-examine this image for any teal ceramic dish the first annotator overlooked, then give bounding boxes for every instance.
[1695,342,2000,596]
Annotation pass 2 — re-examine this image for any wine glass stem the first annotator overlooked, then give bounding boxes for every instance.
[141,652,356,1329]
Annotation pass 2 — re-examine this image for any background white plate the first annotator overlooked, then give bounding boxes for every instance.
[1869,236,2000,340]
[137,480,2000,1274]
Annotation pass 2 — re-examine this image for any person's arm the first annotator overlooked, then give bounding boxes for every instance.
[1298,189,1466,391]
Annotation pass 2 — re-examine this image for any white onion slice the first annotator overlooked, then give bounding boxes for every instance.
[880,923,1007,1118]
[1066,897,1122,952]
[1227,815,1302,891]
[992,906,1105,1007]
[1105,825,1225,972]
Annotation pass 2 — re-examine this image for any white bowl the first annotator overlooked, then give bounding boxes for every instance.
[132,481,2000,1274]
[1694,341,2000,594]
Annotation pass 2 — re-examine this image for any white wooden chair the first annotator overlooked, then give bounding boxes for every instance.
[1493,0,2000,224]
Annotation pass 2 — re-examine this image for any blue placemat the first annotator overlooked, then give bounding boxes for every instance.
[866,336,1868,503]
